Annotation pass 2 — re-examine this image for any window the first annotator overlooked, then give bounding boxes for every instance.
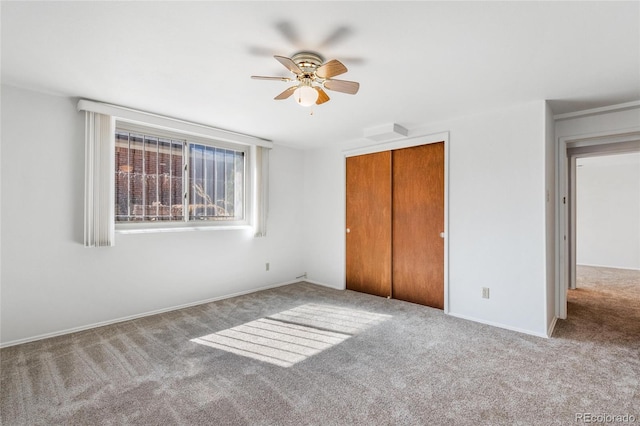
[114,124,247,228]
[79,99,270,246]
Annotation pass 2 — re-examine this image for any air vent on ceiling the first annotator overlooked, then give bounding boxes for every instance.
[363,123,408,142]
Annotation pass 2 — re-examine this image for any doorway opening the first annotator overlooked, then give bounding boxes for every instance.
[567,153,640,338]
[557,131,640,320]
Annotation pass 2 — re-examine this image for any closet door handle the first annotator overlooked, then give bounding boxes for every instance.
[346,228,351,234]
[440,232,445,238]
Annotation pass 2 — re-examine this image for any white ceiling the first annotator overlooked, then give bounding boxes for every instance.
[2,1,639,148]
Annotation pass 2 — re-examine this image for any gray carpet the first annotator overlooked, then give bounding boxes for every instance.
[1,266,639,425]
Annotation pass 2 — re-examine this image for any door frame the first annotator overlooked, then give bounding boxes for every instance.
[343,131,450,313]
[556,127,640,319]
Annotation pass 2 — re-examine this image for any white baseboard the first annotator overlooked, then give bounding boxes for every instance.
[447,312,549,339]
[577,263,640,271]
[0,279,300,349]
[302,278,344,290]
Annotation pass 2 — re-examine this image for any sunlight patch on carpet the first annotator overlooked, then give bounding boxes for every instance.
[191,304,391,367]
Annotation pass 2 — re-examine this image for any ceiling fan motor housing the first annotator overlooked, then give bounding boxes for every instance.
[292,51,325,76]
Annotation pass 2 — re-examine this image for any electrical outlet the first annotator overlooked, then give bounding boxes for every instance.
[482,287,490,299]
[265,262,270,271]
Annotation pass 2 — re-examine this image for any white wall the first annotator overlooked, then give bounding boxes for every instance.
[545,102,557,333]
[302,145,346,289]
[576,153,640,270]
[303,101,550,337]
[0,85,306,345]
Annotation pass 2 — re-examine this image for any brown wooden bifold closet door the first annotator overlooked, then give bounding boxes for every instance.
[345,151,392,297]
[392,142,445,309]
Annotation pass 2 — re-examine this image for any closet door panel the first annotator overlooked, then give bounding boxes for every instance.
[392,142,445,309]
[345,152,392,297]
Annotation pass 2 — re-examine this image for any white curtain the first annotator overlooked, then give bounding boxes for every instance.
[84,112,115,247]
[254,146,270,237]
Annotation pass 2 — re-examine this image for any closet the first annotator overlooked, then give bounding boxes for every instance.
[345,142,444,309]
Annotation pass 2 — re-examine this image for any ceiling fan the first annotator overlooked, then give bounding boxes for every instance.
[251,51,360,107]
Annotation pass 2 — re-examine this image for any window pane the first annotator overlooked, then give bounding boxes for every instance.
[225,150,235,217]
[115,132,132,221]
[144,136,159,218]
[153,139,184,221]
[170,141,183,220]
[130,133,145,220]
[234,151,244,217]
[189,144,244,221]
[215,148,225,214]
[205,147,214,216]
[114,130,185,222]
[189,144,203,219]
[158,138,183,221]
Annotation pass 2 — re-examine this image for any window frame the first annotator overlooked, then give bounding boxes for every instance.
[114,120,253,233]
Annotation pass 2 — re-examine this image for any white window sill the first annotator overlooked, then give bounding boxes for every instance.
[115,223,254,235]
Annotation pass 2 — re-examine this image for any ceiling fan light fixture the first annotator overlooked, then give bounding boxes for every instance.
[293,84,318,107]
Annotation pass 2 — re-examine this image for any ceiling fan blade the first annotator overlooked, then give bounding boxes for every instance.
[319,26,351,49]
[316,59,348,79]
[315,87,330,105]
[274,86,297,100]
[274,55,302,74]
[275,21,301,46]
[324,79,360,95]
[251,75,293,82]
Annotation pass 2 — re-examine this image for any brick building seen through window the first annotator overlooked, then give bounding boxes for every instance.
[115,130,244,223]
